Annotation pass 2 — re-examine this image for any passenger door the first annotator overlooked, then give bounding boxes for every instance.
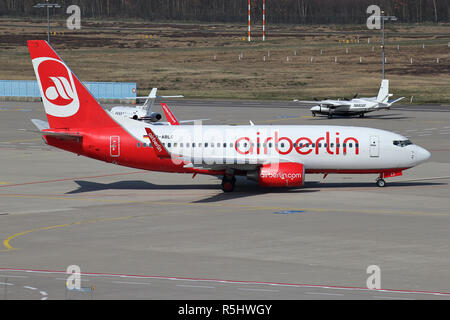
[110,136,120,157]
[369,136,379,157]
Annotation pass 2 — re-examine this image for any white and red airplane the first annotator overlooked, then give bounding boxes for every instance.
[28,40,431,192]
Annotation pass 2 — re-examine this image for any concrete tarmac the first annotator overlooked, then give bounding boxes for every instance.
[0,100,450,300]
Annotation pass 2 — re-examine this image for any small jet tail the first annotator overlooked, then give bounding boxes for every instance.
[161,103,180,125]
[376,79,390,104]
[143,88,158,111]
[28,40,116,129]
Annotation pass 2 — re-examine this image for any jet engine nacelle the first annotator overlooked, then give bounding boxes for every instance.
[247,162,305,187]
[135,112,162,122]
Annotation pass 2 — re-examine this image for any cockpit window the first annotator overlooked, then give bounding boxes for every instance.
[393,140,413,147]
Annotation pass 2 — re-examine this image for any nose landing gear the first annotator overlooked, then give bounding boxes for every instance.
[376,170,403,187]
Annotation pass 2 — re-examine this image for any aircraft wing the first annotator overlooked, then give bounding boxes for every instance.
[295,100,352,108]
[144,127,171,158]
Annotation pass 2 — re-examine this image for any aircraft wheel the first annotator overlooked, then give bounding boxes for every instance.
[221,176,236,192]
[312,112,316,117]
[359,113,365,118]
[327,113,333,119]
[376,178,386,187]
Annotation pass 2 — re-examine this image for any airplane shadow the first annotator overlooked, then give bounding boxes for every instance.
[66,180,217,194]
[66,179,319,202]
[193,186,319,203]
[305,181,447,188]
[66,179,447,203]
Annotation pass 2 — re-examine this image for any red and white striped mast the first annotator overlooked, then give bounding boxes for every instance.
[262,0,266,41]
[248,0,251,41]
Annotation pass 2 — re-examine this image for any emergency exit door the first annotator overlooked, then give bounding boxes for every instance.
[369,136,379,157]
[110,136,120,157]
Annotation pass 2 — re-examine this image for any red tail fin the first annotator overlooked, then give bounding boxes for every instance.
[161,103,180,125]
[28,40,116,129]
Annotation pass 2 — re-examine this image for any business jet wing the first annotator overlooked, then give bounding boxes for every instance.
[294,100,352,109]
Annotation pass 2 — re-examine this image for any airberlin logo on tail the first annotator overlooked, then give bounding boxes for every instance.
[32,57,80,117]
[45,76,75,103]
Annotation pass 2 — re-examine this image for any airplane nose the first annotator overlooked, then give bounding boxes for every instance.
[415,146,431,163]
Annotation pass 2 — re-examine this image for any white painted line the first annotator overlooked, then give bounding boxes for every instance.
[24,286,37,290]
[40,291,48,296]
[176,284,216,289]
[0,275,28,278]
[305,292,344,296]
[0,282,14,286]
[374,296,414,300]
[112,281,152,285]
[238,288,279,292]
[3,268,450,297]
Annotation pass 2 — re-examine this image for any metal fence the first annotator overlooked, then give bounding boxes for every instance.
[0,80,137,100]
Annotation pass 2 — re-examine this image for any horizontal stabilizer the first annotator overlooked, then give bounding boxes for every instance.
[388,97,405,106]
[30,119,82,140]
[31,119,50,131]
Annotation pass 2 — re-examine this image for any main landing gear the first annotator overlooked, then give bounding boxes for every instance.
[376,178,386,187]
[221,175,236,192]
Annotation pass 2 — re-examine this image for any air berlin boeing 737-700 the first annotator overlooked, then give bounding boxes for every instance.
[28,40,430,192]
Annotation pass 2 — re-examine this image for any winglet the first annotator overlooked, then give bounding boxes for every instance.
[161,103,180,125]
[144,127,171,158]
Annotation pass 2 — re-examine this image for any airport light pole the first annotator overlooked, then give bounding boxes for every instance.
[33,0,61,44]
[379,12,397,79]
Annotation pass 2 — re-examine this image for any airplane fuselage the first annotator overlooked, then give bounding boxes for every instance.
[44,115,430,178]
[311,99,384,117]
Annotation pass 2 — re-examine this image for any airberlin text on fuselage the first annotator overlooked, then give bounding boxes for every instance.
[235,131,359,156]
